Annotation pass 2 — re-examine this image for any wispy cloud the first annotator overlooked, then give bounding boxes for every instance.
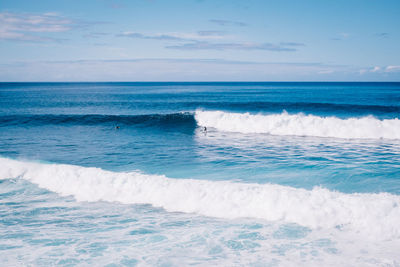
[116,31,226,41]
[371,66,381,73]
[385,65,400,72]
[0,12,86,42]
[166,41,303,51]
[318,70,335,74]
[359,65,400,74]
[279,42,305,47]
[375,32,389,38]
[117,30,303,52]
[83,32,109,38]
[209,19,247,27]
[116,32,186,41]
[197,30,226,36]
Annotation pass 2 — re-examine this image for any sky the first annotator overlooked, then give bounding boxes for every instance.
[0,0,399,81]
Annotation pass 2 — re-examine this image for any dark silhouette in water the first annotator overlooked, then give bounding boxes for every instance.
[115,126,120,129]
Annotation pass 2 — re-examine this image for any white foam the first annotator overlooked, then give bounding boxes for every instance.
[1,157,400,240]
[195,110,400,139]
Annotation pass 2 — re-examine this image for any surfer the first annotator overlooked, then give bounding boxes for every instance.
[115,126,120,129]
[203,126,207,133]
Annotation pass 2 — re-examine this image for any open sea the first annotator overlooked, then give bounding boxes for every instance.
[1,82,400,266]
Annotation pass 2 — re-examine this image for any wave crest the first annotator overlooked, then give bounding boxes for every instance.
[1,157,400,240]
[195,110,400,139]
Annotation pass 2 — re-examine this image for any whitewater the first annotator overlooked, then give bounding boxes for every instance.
[2,157,400,241]
[195,110,400,139]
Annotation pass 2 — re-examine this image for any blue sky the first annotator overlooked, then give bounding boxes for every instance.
[0,0,399,81]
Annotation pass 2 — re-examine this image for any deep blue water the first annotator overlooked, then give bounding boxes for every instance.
[1,82,400,266]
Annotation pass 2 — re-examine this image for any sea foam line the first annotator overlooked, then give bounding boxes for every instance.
[195,110,400,139]
[1,157,400,240]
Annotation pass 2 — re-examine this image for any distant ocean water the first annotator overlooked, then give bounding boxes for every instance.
[1,82,400,266]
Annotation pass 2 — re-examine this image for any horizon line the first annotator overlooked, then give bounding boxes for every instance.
[1,81,400,83]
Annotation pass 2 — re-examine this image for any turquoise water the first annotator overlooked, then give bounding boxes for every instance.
[1,82,400,266]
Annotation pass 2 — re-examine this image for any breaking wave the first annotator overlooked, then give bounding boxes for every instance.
[4,110,400,140]
[1,157,400,240]
[195,110,400,139]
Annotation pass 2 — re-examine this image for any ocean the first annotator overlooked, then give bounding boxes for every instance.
[1,82,400,266]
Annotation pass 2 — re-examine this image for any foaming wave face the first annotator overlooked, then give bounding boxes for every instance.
[195,110,400,139]
[1,157,400,241]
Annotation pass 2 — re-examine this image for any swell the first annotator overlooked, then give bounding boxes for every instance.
[195,110,400,139]
[0,113,196,128]
[1,157,399,240]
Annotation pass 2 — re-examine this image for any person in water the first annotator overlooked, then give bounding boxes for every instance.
[115,126,120,129]
[203,126,207,133]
